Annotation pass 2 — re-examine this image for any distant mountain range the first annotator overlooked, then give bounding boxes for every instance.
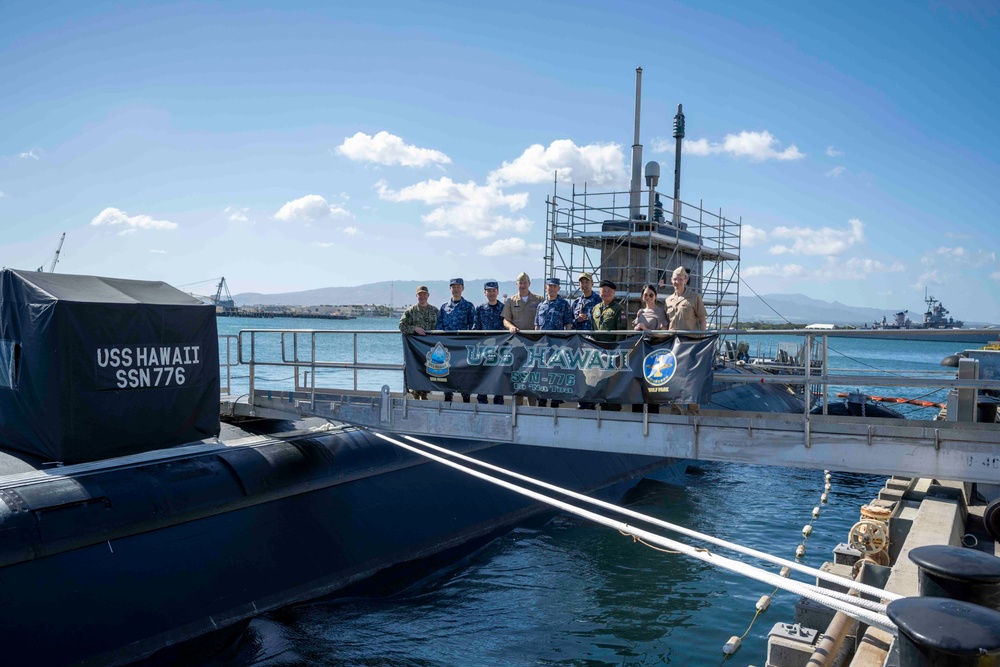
[233,281,992,326]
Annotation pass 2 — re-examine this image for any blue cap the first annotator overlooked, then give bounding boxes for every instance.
[449,278,464,286]
[484,281,499,290]
[545,277,560,286]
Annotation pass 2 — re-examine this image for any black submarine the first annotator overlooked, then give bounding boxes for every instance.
[0,267,690,666]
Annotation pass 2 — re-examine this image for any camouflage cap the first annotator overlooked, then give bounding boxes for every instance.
[484,281,499,290]
[415,285,429,294]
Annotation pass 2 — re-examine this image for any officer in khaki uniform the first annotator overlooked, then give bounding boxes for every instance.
[501,272,543,333]
[664,266,707,331]
[664,266,707,414]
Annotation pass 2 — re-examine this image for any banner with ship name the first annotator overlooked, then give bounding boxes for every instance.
[403,332,716,405]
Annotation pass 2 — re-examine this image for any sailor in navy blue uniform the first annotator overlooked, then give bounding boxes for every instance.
[436,278,476,402]
[473,280,505,405]
[534,277,574,408]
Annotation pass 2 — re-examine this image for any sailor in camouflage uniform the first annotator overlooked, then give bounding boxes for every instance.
[473,280,505,405]
[534,277,574,408]
[399,285,439,399]
[436,278,476,402]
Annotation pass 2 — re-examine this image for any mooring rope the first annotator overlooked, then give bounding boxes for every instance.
[371,431,896,632]
[399,433,900,606]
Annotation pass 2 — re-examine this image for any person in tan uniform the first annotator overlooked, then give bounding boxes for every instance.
[664,266,707,331]
[501,272,542,333]
[664,267,707,414]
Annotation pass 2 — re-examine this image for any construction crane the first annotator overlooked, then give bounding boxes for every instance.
[212,277,237,313]
[37,232,66,272]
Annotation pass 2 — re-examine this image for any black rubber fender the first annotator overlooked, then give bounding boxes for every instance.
[984,498,1000,542]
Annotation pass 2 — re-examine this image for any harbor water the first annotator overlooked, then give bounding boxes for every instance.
[206,317,968,666]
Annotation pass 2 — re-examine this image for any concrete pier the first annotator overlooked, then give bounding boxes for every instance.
[765,475,998,667]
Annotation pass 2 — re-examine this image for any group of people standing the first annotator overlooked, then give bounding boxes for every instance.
[398,266,708,405]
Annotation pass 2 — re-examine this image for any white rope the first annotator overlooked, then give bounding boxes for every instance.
[371,431,896,633]
[401,434,900,605]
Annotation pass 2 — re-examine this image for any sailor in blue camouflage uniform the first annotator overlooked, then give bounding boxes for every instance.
[436,278,476,402]
[534,277,574,408]
[570,272,601,331]
[473,280,505,405]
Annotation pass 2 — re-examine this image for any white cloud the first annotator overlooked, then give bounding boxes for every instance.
[0,191,5,198]
[684,131,804,161]
[481,237,529,256]
[769,218,864,256]
[314,241,335,248]
[935,246,967,258]
[929,246,994,269]
[651,137,674,153]
[826,166,846,178]
[991,272,1000,281]
[341,226,360,236]
[377,177,531,239]
[19,149,41,160]
[274,194,351,222]
[913,270,946,290]
[336,131,451,167]
[745,256,903,283]
[835,257,905,277]
[742,224,768,248]
[225,206,250,222]
[743,263,807,278]
[826,146,844,157]
[149,249,166,254]
[90,207,178,234]
[488,139,625,187]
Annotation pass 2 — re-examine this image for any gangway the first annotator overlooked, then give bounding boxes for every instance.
[221,327,1000,484]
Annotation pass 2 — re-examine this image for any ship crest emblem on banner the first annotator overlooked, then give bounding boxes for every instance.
[642,350,676,387]
[425,342,451,378]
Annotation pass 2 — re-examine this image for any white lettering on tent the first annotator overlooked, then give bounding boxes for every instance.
[99,344,202,390]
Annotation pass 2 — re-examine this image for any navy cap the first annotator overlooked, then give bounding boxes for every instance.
[449,278,464,286]
[545,277,560,286]
[599,279,617,290]
[484,281,499,290]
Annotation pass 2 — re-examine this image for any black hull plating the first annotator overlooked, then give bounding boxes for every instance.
[0,424,684,666]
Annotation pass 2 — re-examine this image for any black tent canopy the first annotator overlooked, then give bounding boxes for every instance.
[0,269,220,463]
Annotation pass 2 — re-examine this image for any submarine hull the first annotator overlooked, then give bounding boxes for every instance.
[0,421,685,666]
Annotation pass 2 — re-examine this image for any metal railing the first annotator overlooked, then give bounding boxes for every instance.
[230,327,1000,423]
[238,329,405,408]
[219,334,238,395]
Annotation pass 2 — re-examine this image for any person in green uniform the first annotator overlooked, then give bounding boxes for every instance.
[399,285,438,399]
[590,279,624,410]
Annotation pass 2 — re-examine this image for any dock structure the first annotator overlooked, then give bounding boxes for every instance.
[221,327,1000,485]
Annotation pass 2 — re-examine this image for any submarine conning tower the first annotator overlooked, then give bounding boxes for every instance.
[543,68,740,326]
[0,269,220,464]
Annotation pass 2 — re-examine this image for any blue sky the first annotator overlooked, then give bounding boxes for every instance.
[2,1,998,321]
